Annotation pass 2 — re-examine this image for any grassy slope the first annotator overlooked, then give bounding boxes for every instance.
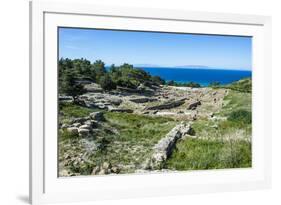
[102,112,176,173]
[59,79,252,174]
[225,78,252,93]
[58,103,176,175]
[165,89,252,170]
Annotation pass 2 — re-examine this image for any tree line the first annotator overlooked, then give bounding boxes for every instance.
[59,58,165,99]
[59,58,211,100]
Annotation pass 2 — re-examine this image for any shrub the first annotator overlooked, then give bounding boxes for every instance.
[185,82,201,88]
[209,81,221,87]
[59,70,86,102]
[228,109,252,124]
[227,78,252,93]
[99,74,116,91]
[59,129,79,141]
[167,80,175,86]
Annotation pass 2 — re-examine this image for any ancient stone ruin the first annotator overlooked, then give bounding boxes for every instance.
[143,122,194,170]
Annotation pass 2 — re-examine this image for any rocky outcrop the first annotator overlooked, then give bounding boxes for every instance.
[144,122,193,170]
[187,100,201,110]
[59,96,73,103]
[84,83,103,93]
[117,85,154,94]
[117,86,141,93]
[91,162,120,175]
[89,111,104,121]
[66,127,78,135]
[65,111,104,137]
[129,97,157,103]
[145,98,186,110]
[78,128,90,137]
[108,98,122,105]
[108,107,133,113]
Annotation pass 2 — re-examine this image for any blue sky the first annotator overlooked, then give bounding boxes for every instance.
[59,27,252,70]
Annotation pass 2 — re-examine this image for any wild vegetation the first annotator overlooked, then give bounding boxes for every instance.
[165,89,252,170]
[58,58,252,176]
[59,58,166,94]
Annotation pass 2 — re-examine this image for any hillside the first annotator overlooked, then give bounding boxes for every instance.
[58,77,252,176]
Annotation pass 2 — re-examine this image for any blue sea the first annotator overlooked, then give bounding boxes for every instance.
[140,67,252,86]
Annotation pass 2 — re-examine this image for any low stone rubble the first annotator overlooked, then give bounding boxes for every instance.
[143,122,194,170]
[145,98,187,110]
[91,162,120,175]
[187,100,201,110]
[64,111,104,137]
[129,97,158,103]
[71,84,227,121]
[108,106,133,113]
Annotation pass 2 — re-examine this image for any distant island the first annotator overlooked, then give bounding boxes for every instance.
[174,65,210,69]
[133,64,250,70]
[134,64,210,69]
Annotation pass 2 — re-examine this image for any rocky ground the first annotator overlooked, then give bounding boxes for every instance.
[58,83,251,177]
[79,83,228,119]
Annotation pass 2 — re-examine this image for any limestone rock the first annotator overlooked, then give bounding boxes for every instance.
[91,166,100,175]
[78,128,90,137]
[145,122,193,169]
[108,107,133,113]
[61,124,69,129]
[130,97,157,103]
[72,122,81,127]
[79,124,91,130]
[89,111,104,121]
[145,98,186,110]
[98,168,108,175]
[84,83,103,93]
[187,100,201,110]
[84,120,98,128]
[108,98,122,105]
[66,127,78,135]
[102,162,111,169]
[111,166,120,173]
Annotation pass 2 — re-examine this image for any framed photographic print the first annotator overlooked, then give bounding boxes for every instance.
[30,1,272,204]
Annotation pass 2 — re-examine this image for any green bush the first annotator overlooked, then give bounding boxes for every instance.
[228,109,252,124]
[59,129,79,141]
[184,82,201,88]
[227,78,252,93]
[209,81,221,87]
[99,74,116,91]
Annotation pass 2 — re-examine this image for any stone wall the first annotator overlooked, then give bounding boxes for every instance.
[144,122,193,170]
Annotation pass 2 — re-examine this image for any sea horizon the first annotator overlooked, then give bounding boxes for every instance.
[105,66,252,86]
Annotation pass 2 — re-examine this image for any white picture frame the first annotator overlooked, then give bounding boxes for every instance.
[30,1,272,204]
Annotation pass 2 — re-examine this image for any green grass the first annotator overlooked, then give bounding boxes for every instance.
[226,78,252,93]
[59,102,96,118]
[228,109,252,124]
[165,138,251,170]
[209,78,252,93]
[104,112,176,143]
[59,87,252,174]
[219,89,251,117]
[165,87,252,171]
[59,102,100,125]
[100,112,177,172]
[59,129,79,141]
[58,102,177,175]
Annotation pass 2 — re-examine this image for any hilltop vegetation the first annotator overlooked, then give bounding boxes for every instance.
[209,78,252,93]
[59,58,165,96]
[225,78,252,93]
[58,58,252,176]
[165,88,252,170]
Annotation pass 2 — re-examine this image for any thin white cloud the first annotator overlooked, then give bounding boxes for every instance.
[64,45,80,49]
